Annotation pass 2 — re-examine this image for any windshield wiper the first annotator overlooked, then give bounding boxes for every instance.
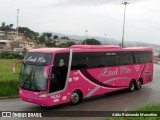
[31,67,39,92]
[22,65,34,89]
[22,73,30,89]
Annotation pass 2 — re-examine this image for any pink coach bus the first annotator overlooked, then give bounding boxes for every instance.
[13,45,153,107]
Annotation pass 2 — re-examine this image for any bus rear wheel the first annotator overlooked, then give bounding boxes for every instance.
[70,90,82,105]
[136,80,142,90]
[129,80,136,92]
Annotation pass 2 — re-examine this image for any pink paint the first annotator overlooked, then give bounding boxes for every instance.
[17,45,153,107]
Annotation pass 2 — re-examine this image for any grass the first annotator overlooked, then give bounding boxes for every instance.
[106,104,160,120]
[136,104,160,111]
[0,59,22,97]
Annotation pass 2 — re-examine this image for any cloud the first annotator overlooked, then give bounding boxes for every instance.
[48,0,151,7]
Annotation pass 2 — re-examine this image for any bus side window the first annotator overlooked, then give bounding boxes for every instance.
[116,52,134,66]
[147,51,152,63]
[128,52,134,64]
[87,53,106,69]
[133,51,152,64]
[105,54,117,67]
[72,53,88,70]
[117,52,128,65]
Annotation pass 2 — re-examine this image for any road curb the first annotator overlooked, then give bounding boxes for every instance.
[0,96,18,100]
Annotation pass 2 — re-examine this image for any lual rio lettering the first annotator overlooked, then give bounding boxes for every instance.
[26,56,37,62]
[26,56,46,63]
[37,57,46,63]
[99,67,118,77]
[120,66,131,74]
[99,66,131,77]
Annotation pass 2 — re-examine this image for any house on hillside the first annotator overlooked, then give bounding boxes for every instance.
[0,40,11,50]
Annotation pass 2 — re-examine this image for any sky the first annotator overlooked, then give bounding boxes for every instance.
[0,0,160,44]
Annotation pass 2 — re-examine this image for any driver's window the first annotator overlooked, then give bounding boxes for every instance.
[49,53,69,93]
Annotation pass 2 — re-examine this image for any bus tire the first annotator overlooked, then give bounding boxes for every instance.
[136,80,142,90]
[129,80,135,92]
[70,90,82,105]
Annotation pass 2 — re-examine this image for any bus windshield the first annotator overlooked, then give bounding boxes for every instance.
[20,52,52,92]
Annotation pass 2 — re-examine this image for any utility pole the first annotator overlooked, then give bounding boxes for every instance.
[16,9,19,41]
[122,2,129,47]
[85,30,88,45]
[104,34,106,45]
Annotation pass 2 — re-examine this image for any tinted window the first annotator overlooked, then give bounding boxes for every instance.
[117,52,134,65]
[105,53,118,66]
[71,52,118,70]
[50,53,69,93]
[54,53,69,67]
[133,51,152,64]
[88,53,106,68]
[71,53,88,69]
[71,51,152,70]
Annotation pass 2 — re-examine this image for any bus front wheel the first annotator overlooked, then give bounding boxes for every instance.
[129,80,136,92]
[70,90,82,105]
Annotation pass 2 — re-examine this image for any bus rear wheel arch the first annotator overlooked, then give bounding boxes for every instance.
[136,79,143,90]
[70,90,83,105]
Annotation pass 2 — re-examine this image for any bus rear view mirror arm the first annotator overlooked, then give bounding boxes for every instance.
[12,60,23,74]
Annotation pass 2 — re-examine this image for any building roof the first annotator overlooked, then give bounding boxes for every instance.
[11,42,20,48]
[0,40,9,43]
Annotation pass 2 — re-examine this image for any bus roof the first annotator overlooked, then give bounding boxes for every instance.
[28,45,153,53]
[70,45,121,49]
[29,48,68,53]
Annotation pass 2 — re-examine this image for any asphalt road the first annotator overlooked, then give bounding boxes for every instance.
[0,64,160,120]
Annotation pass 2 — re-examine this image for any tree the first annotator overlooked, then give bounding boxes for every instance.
[58,41,75,47]
[43,32,52,39]
[45,41,55,47]
[82,38,101,45]
[0,22,6,31]
[60,36,70,40]
[0,22,14,31]
[53,35,59,39]
[0,22,15,39]
[66,41,75,47]
[38,35,45,43]
[18,27,39,40]
[2,22,5,28]
[9,24,13,30]
[38,32,53,43]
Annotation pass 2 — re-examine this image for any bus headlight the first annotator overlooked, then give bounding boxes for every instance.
[19,90,23,94]
[39,94,47,98]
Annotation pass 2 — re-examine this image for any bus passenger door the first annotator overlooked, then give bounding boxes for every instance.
[49,53,69,93]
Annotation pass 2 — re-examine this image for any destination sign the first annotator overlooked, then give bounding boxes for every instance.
[24,53,52,65]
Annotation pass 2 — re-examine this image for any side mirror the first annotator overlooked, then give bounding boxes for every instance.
[44,67,49,80]
[44,65,53,80]
[12,60,23,74]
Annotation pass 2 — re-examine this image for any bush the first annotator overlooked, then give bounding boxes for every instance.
[45,41,56,47]
[1,51,24,59]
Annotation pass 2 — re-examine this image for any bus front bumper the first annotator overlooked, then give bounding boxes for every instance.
[19,88,52,107]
